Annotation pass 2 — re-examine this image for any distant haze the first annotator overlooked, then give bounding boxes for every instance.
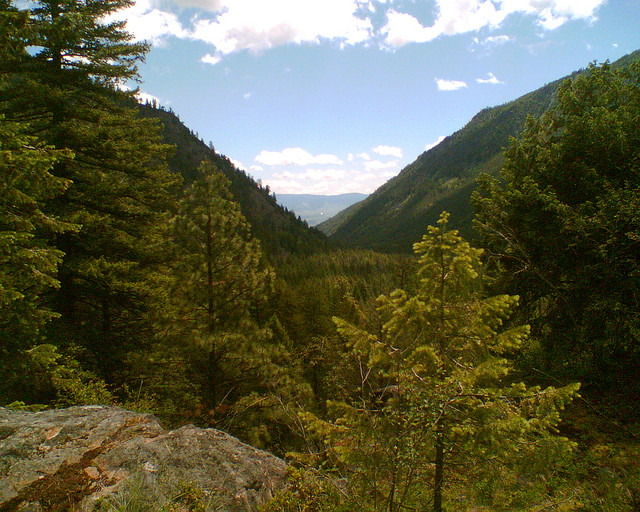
[277,193,367,226]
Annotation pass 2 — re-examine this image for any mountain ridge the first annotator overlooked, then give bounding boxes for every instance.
[320,50,640,253]
[137,104,329,258]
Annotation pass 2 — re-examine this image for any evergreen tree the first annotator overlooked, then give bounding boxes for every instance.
[473,62,640,397]
[1,0,178,378]
[304,214,578,511]
[133,161,309,447]
[0,116,74,402]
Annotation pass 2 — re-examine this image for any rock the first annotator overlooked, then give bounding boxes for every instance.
[0,406,288,511]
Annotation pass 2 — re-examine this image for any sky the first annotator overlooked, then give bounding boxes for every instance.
[108,0,640,195]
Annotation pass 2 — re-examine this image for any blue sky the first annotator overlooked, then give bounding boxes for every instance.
[111,0,640,195]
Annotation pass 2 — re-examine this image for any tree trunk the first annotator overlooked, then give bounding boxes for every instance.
[433,417,445,512]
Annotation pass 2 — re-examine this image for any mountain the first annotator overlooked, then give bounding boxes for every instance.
[320,50,640,253]
[277,193,367,226]
[137,104,329,258]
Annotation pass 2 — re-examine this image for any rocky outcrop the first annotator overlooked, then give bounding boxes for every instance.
[0,406,288,511]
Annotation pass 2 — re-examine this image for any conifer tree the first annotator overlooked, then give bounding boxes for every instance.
[136,161,309,446]
[0,117,74,402]
[1,0,177,377]
[0,0,75,402]
[305,213,578,511]
[473,62,640,394]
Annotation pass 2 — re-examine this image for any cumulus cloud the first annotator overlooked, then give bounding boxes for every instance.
[266,165,398,195]
[112,0,605,62]
[382,0,605,48]
[172,0,223,10]
[201,53,222,65]
[229,158,245,169]
[485,34,511,45]
[372,145,403,159]
[381,10,439,47]
[436,78,468,91]
[365,160,399,171]
[190,0,372,62]
[135,90,164,104]
[425,135,446,151]
[250,143,401,194]
[476,72,504,85]
[109,0,186,44]
[255,147,344,167]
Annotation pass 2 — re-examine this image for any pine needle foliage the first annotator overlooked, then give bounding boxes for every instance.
[301,213,579,511]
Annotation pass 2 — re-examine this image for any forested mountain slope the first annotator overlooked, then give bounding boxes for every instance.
[322,50,640,253]
[138,104,329,258]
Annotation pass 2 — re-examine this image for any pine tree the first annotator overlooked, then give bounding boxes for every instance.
[133,161,309,446]
[1,0,178,377]
[305,213,578,511]
[473,62,640,395]
[0,0,76,402]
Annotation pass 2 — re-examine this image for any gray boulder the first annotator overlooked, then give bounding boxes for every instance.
[0,406,288,511]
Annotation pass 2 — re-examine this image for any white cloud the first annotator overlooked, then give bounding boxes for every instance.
[113,0,604,62]
[172,0,223,10]
[473,34,511,49]
[382,0,605,48]
[486,34,511,45]
[135,90,163,104]
[382,10,439,47]
[357,152,371,160]
[255,147,344,166]
[110,0,187,44]
[436,78,468,91]
[372,145,403,159]
[476,72,504,85]
[266,164,398,195]
[425,135,446,151]
[200,53,222,65]
[365,160,399,171]
[190,0,372,60]
[229,158,245,169]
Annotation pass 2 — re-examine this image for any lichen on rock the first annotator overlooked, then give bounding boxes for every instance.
[0,406,288,511]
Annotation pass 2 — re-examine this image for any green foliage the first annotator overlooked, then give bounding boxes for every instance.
[0,117,72,349]
[261,467,346,512]
[473,61,640,400]
[123,162,311,450]
[1,0,178,381]
[303,213,578,511]
[26,344,114,406]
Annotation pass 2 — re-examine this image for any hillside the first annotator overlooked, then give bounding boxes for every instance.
[137,104,329,258]
[321,50,640,253]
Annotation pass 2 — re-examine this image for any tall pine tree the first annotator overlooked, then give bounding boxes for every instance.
[1,0,178,378]
[133,161,309,448]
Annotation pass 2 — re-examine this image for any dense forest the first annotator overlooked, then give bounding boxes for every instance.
[1,1,639,511]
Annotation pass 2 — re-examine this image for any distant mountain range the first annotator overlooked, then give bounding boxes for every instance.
[318,50,640,253]
[277,193,368,226]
